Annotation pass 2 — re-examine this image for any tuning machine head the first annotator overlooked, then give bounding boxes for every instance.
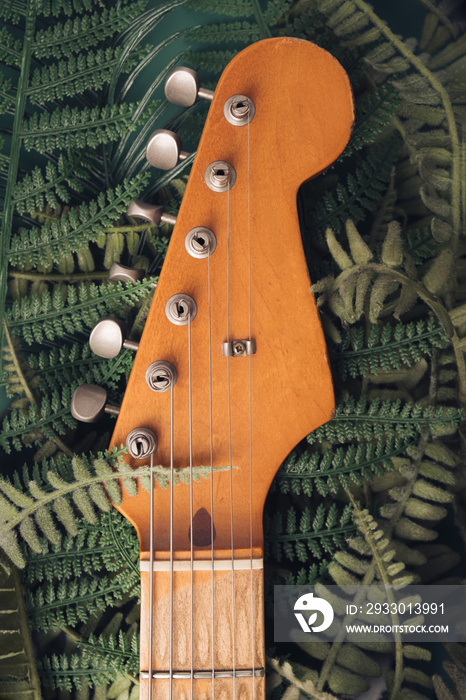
[127,198,177,227]
[89,318,139,359]
[109,263,145,284]
[146,130,190,171]
[71,384,119,423]
[165,66,214,107]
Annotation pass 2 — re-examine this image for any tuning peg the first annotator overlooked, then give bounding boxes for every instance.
[127,198,177,227]
[89,318,139,359]
[165,66,214,107]
[71,384,119,423]
[109,262,145,284]
[146,129,190,170]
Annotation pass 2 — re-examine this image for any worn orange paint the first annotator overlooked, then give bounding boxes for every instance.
[108,37,353,698]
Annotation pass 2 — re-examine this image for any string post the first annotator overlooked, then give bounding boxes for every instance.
[126,428,157,458]
[146,361,177,393]
[205,160,236,192]
[165,293,197,325]
[185,227,217,259]
[224,95,255,127]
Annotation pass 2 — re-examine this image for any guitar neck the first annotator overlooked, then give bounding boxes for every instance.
[139,555,265,700]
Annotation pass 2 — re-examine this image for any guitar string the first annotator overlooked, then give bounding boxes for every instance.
[226,180,237,697]
[149,452,154,700]
[208,244,215,698]
[247,113,256,698]
[169,383,174,700]
[188,309,194,699]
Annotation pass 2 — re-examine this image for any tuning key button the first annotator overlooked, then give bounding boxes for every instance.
[71,384,119,423]
[89,318,139,359]
[165,66,214,107]
[109,263,145,284]
[127,198,177,227]
[146,130,190,170]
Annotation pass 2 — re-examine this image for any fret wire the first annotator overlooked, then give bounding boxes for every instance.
[188,311,193,700]
[149,452,154,700]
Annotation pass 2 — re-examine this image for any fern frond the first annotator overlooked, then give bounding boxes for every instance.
[1,450,227,568]
[12,152,91,216]
[0,566,42,699]
[27,574,135,632]
[24,510,138,584]
[0,448,131,567]
[27,47,139,103]
[344,83,401,157]
[264,503,355,563]
[5,277,154,345]
[186,0,254,17]
[277,437,411,497]
[187,21,260,45]
[182,49,237,73]
[306,134,401,236]
[337,317,449,379]
[19,103,140,154]
[34,0,118,17]
[0,26,24,69]
[26,343,134,392]
[9,172,149,266]
[308,397,464,445]
[33,1,147,59]
[0,384,76,453]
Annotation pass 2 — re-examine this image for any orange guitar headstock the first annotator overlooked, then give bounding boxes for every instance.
[73,37,354,558]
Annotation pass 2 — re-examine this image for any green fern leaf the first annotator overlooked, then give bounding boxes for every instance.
[9,173,149,266]
[337,317,449,379]
[33,1,147,59]
[20,103,140,154]
[307,397,464,445]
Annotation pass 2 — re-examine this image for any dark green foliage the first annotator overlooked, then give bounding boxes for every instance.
[264,502,355,563]
[277,438,408,496]
[0,566,42,699]
[24,512,139,585]
[308,397,464,445]
[10,171,148,265]
[27,343,135,392]
[0,384,76,453]
[20,103,141,154]
[186,0,255,17]
[6,277,155,345]
[27,574,134,631]
[13,153,91,216]
[38,630,140,690]
[305,134,401,237]
[188,20,261,45]
[344,83,402,157]
[337,317,449,379]
[33,1,147,59]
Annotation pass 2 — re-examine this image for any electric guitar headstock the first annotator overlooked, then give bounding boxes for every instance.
[72,37,353,700]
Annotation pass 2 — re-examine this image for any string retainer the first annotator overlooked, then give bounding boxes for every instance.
[221,339,256,357]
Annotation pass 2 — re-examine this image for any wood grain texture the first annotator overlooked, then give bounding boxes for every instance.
[107,37,353,698]
[139,568,264,699]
